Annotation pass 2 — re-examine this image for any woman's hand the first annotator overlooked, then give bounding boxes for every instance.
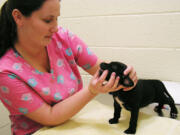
[123,65,138,91]
[88,70,124,95]
[88,64,138,94]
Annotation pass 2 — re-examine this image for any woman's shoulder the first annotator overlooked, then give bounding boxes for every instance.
[0,49,23,73]
[49,26,74,51]
[52,26,74,41]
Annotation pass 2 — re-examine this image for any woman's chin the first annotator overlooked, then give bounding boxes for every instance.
[44,37,52,45]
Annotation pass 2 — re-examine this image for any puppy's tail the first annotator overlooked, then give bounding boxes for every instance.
[157,80,175,101]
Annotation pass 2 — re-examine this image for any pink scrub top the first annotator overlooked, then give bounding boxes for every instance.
[0,27,98,135]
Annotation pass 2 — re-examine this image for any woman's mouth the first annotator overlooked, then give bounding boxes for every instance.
[45,35,52,39]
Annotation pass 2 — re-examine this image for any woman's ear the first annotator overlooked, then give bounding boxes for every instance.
[12,9,24,27]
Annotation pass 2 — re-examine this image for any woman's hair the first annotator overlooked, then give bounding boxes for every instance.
[0,0,46,58]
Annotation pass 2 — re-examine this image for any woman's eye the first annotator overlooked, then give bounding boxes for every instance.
[44,20,52,23]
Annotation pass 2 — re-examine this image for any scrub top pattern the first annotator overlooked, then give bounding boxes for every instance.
[0,27,98,135]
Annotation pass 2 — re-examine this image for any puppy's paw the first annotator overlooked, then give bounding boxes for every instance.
[109,118,119,124]
[154,106,163,117]
[170,113,178,119]
[124,128,136,134]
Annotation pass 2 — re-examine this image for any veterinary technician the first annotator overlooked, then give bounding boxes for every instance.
[0,0,137,134]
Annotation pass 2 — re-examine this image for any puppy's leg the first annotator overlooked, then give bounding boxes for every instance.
[124,107,139,134]
[109,98,122,124]
[157,81,178,118]
[160,91,178,118]
[167,98,178,119]
[154,103,164,117]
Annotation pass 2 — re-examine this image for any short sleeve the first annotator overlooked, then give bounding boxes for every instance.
[0,73,44,115]
[55,27,98,70]
[68,31,98,70]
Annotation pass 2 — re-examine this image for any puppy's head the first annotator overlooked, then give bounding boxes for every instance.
[99,61,134,87]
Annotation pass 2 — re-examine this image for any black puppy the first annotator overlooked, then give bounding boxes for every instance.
[99,61,178,134]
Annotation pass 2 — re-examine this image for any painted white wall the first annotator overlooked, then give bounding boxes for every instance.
[60,0,180,82]
[0,0,180,134]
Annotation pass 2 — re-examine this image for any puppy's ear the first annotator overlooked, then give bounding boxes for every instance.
[100,62,109,70]
[123,76,134,87]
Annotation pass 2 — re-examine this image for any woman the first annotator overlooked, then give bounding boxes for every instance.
[0,0,137,134]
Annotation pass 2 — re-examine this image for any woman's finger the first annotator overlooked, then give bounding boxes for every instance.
[113,76,120,89]
[129,69,137,80]
[104,72,116,90]
[111,76,123,91]
[123,65,133,75]
[93,69,100,79]
[97,70,108,85]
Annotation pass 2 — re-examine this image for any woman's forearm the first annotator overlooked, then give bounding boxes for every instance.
[49,86,97,125]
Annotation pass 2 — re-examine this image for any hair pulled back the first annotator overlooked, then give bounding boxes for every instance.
[0,0,45,57]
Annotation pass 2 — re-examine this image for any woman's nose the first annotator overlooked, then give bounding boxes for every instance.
[51,25,58,33]
[50,20,58,33]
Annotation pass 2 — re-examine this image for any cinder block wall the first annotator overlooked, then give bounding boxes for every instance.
[60,0,180,84]
[0,0,180,134]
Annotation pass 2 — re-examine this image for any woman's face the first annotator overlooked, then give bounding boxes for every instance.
[19,0,60,47]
